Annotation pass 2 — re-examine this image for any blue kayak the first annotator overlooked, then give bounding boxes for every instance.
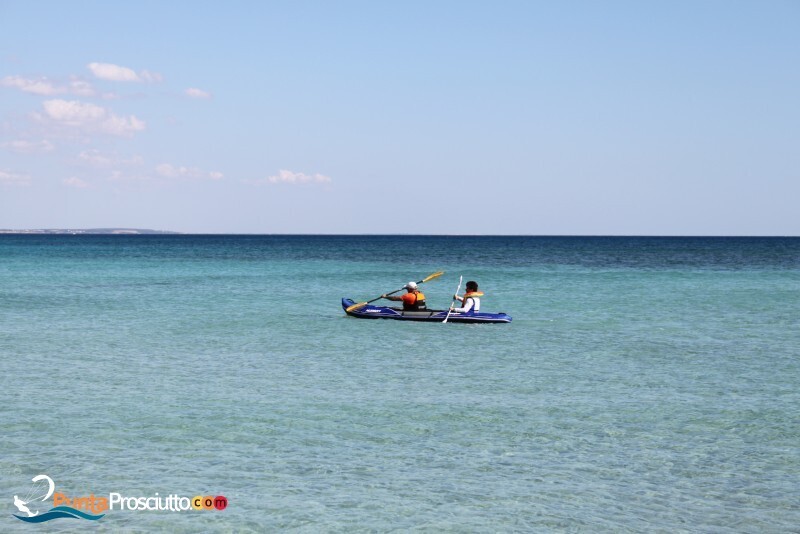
[342,298,512,324]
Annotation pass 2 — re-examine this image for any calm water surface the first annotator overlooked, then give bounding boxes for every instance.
[1,235,798,531]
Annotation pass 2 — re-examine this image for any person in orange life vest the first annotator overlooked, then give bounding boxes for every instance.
[382,281,427,310]
[450,280,483,313]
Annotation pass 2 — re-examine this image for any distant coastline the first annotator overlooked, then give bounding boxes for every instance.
[0,228,181,235]
[0,230,796,237]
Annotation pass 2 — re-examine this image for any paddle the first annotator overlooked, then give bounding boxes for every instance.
[346,271,444,312]
[443,275,463,323]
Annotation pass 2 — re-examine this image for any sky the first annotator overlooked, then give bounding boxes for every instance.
[0,1,798,235]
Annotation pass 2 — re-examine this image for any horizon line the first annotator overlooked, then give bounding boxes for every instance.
[1,229,798,238]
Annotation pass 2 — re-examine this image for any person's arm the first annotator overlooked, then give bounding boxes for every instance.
[450,297,474,313]
[382,294,403,301]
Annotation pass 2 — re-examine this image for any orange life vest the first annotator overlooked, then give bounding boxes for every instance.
[401,290,426,310]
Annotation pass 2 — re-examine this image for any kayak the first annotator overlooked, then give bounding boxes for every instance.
[342,298,512,324]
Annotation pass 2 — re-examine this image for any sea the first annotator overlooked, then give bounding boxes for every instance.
[1,235,798,532]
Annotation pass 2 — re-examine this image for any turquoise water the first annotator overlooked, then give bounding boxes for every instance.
[1,235,798,531]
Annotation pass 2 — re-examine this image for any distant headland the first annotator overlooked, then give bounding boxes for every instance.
[0,228,181,235]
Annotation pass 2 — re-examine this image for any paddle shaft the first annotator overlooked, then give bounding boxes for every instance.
[364,286,405,305]
[443,275,463,324]
[346,271,444,312]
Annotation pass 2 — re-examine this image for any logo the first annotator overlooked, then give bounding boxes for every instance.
[11,474,228,523]
[12,474,104,523]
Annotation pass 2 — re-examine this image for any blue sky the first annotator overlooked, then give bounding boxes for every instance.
[1,1,798,234]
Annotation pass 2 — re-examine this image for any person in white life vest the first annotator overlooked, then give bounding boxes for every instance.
[450,280,484,313]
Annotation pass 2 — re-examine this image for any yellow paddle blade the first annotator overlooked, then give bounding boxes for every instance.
[422,271,445,283]
[345,302,368,312]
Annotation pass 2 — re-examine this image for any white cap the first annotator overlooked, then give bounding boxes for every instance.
[405,281,418,290]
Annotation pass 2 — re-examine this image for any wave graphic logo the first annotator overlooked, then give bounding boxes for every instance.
[14,505,104,523]
[12,474,104,523]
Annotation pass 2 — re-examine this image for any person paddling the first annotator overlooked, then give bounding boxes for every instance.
[382,281,427,310]
[450,280,483,314]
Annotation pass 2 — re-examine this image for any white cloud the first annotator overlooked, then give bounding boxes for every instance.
[0,170,31,186]
[156,163,224,180]
[77,149,113,166]
[1,139,55,153]
[43,99,106,123]
[1,75,63,95]
[68,78,96,97]
[185,87,212,99]
[102,113,146,136]
[41,99,146,137]
[87,62,139,81]
[108,170,151,182]
[264,169,332,185]
[140,70,163,83]
[63,177,89,188]
[1,75,96,97]
[77,149,143,167]
[87,62,162,83]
